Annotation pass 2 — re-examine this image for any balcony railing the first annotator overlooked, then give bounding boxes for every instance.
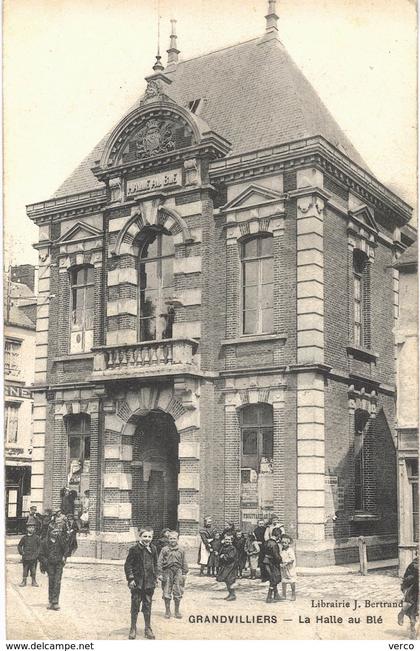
[92,338,199,379]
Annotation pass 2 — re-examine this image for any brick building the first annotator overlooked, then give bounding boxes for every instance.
[27,3,415,564]
[394,242,418,574]
[4,266,37,533]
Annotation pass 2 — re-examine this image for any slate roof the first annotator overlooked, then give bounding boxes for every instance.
[53,35,370,199]
[5,281,37,329]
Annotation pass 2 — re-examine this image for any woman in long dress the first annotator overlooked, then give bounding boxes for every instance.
[198,516,214,576]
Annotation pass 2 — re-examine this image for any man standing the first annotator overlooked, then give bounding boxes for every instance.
[39,526,68,610]
[198,516,214,576]
[124,527,158,640]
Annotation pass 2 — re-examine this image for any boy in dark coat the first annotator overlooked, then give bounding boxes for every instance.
[234,531,247,578]
[124,527,158,640]
[18,524,41,587]
[262,526,283,603]
[207,532,221,576]
[216,534,238,601]
[39,526,69,610]
[157,531,189,619]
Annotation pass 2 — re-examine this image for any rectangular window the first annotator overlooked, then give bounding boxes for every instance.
[242,237,274,335]
[5,402,20,443]
[353,275,362,346]
[407,459,419,543]
[4,339,21,378]
[70,266,94,353]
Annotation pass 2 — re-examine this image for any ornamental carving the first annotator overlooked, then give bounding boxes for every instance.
[117,114,194,165]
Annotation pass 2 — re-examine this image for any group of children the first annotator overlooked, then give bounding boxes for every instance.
[17,504,78,610]
[198,516,297,603]
[124,528,188,640]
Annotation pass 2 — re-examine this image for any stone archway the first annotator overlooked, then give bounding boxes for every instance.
[131,409,179,533]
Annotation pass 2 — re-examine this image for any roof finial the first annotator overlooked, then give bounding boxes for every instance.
[265,0,279,34]
[166,19,180,68]
[153,0,164,71]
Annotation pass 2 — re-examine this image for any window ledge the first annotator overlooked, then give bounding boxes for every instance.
[346,345,378,363]
[54,353,94,362]
[221,333,287,346]
[350,513,380,523]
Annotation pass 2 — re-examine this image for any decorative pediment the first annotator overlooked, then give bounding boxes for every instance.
[222,185,285,212]
[58,222,102,243]
[349,205,378,233]
[348,205,378,259]
[98,106,202,170]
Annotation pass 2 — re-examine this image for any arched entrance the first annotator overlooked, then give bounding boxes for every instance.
[131,410,179,533]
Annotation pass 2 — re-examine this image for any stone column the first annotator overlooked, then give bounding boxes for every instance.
[295,171,327,541]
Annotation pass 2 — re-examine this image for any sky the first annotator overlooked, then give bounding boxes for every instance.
[3,0,417,266]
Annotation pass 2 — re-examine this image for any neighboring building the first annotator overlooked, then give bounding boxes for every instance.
[4,267,37,533]
[394,242,418,574]
[26,4,416,564]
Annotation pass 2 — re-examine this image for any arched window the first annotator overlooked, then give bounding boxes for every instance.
[241,236,273,335]
[65,413,91,497]
[70,265,94,353]
[240,403,274,524]
[353,249,369,347]
[138,228,175,341]
[354,409,370,511]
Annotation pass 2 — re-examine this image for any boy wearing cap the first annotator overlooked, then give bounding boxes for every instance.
[157,530,189,619]
[124,527,158,640]
[17,524,41,587]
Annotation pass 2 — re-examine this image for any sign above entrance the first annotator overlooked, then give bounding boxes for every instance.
[126,169,182,197]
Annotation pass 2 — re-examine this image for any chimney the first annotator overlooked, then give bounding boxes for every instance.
[166,19,180,70]
[265,0,279,35]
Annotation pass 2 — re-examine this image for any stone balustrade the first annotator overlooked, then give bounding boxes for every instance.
[92,338,199,379]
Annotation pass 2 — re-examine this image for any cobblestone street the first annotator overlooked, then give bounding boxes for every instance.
[6,560,416,641]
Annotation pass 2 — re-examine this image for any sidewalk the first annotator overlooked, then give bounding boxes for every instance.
[6,545,398,575]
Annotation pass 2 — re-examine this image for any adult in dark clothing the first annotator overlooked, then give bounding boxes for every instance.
[41,509,53,539]
[26,506,43,536]
[39,526,69,610]
[234,531,247,577]
[398,556,418,638]
[217,534,238,601]
[124,528,158,640]
[67,514,79,556]
[18,524,41,586]
[262,526,283,603]
[60,487,77,516]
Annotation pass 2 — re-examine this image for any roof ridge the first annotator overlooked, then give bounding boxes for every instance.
[165,35,262,69]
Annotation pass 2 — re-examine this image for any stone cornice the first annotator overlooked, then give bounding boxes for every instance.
[27,189,107,224]
[209,136,412,226]
[93,140,230,186]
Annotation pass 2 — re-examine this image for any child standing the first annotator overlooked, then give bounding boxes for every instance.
[157,531,189,619]
[216,534,238,601]
[245,532,260,579]
[235,531,247,578]
[207,532,221,576]
[262,527,282,602]
[124,527,158,640]
[280,535,297,601]
[17,524,41,587]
